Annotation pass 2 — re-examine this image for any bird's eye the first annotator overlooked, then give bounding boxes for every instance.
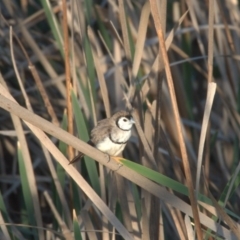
[123,118,127,122]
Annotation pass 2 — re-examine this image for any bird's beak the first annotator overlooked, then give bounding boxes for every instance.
[130,118,135,124]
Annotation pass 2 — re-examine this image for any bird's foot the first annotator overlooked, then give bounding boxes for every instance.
[106,154,111,163]
[111,156,123,168]
[106,155,123,166]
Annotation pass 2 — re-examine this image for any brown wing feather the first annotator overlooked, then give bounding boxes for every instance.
[91,124,112,144]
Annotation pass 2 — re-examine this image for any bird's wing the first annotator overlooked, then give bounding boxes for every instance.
[91,124,112,144]
[69,118,114,164]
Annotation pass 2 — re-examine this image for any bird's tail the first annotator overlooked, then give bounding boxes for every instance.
[68,152,84,164]
[68,140,94,164]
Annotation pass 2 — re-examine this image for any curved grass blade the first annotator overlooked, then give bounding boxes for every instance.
[0,192,13,239]
[73,209,82,240]
[40,0,63,55]
[71,90,101,195]
[120,158,240,221]
[17,145,38,239]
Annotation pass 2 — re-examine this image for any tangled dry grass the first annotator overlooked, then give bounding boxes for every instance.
[0,0,240,239]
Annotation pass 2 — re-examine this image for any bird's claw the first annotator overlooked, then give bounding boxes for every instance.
[106,154,111,163]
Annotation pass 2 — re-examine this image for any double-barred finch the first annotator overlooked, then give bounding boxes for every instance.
[69,110,135,164]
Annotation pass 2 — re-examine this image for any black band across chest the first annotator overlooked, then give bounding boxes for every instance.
[109,134,127,144]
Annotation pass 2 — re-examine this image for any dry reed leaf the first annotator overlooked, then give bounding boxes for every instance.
[42,147,72,227]
[43,191,72,239]
[88,27,111,117]
[0,211,11,240]
[129,2,151,99]
[184,215,195,240]
[80,210,99,240]
[0,84,133,240]
[141,198,150,240]
[196,82,216,194]
[149,0,202,237]
[0,87,237,239]
[115,175,134,234]
[0,80,44,240]
[208,190,240,239]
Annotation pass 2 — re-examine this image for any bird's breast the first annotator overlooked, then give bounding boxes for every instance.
[95,130,131,156]
[111,129,131,142]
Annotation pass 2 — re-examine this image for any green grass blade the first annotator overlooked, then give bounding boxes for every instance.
[72,178,82,213]
[58,113,68,187]
[71,90,101,195]
[0,191,13,239]
[84,37,97,105]
[121,159,240,221]
[40,0,63,55]
[73,210,82,240]
[53,113,68,229]
[131,184,141,219]
[17,146,38,239]
[121,159,189,195]
[83,0,93,24]
[95,8,112,51]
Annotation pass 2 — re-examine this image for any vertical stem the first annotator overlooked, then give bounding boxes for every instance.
[62,0,73,160]
[148,0,203,239]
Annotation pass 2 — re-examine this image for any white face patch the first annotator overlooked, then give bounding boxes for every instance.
[117,116,134,131]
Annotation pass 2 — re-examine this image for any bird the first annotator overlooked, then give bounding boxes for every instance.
[69,110,135,164]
